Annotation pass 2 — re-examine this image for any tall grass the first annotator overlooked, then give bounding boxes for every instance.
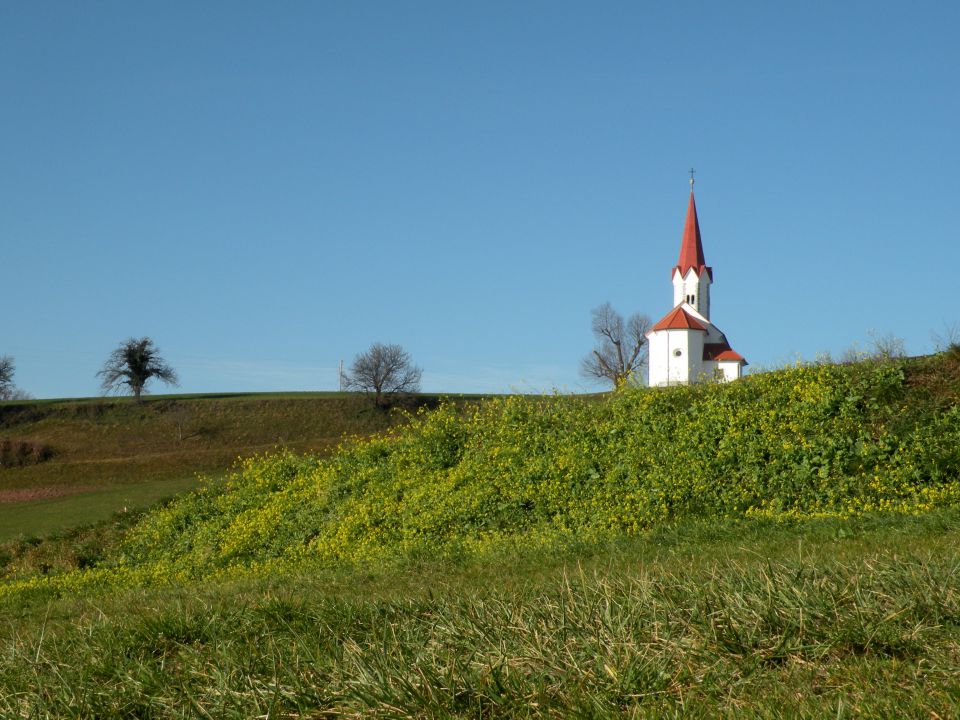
[2,513,960,717]
[2,355,959,716]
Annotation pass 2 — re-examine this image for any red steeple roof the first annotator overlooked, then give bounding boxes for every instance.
[672,191,713,280]
[651,305,707,332]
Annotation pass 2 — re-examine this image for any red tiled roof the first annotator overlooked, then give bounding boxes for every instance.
[703,342,747,364]
[672,191,713,280]
[715,350,746,363]
[651,305,707,332]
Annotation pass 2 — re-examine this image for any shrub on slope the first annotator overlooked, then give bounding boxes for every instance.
[4,358,960,598]
[114,359,960,575]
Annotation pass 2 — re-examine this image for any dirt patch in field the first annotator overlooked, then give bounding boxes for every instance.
[0,486,96,504]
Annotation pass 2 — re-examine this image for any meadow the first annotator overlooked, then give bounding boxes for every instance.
[3,512,960,717]
[1,351,959,717]
[0,392,444,543]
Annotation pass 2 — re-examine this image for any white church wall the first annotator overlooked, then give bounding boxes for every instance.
[648,329,707,386]
[716,361,742,382]
[672,271,712,320]
[697,272,711,320]
[672,274,685,308]
[695,360,742,383]
[698,360,719,383]
[685,331,706,383]
[647,332,670,387]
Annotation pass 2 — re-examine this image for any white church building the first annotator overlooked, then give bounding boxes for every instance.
[647,181,746,386]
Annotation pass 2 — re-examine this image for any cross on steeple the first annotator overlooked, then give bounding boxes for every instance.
[689,167,696,189]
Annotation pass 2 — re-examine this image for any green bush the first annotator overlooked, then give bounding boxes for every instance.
[5,358,960,600]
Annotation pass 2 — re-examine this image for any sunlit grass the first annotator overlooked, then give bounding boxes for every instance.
[0,392,459,541]
[0,476,200,543]
[1,354,959,716]
[2,511,960,717]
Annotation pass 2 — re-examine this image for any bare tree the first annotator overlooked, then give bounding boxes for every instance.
[345,342,422,407]
[931,322,960,353]
[840,330,907,364]
[0,356,31,400]
[866,329,906,361]
[0,356,15,400]
[580,302,652,388]
[97,337,179,401]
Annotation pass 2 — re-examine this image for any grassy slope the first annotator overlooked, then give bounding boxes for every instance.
[2,353,960,716]
[3,511,960,717]
[40,352,951,589]
[0,392,446,541]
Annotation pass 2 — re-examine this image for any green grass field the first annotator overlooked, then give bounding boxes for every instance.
[0,392,448,542]
[1,352,959,716]
[2,511,960,717]
[0,477,199,541]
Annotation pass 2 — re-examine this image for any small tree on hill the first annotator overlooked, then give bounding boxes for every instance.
[580,302,652,388]
[0,355,30,401]
[0,356,14,399]
[345,342,422,407]
[97,337,179,401]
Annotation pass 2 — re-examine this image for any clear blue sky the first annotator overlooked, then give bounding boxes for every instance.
[2,1,958,398]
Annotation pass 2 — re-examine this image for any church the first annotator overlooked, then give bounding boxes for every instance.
[646,179,747,386]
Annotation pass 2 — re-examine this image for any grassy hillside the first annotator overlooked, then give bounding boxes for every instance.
[0,392,443,541]
[4,510,960,717]
[2,352,960,716]
[4,351,960,594]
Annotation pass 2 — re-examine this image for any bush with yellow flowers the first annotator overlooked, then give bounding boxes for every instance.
[4,356,960,601]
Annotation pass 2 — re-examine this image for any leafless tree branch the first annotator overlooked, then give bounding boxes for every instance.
[97,337,179,401]
[344,342,422,407]
[580,302,651,388]
[0,355,30,401]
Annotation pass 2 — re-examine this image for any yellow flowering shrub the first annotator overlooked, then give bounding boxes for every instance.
[4,357,960,602]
